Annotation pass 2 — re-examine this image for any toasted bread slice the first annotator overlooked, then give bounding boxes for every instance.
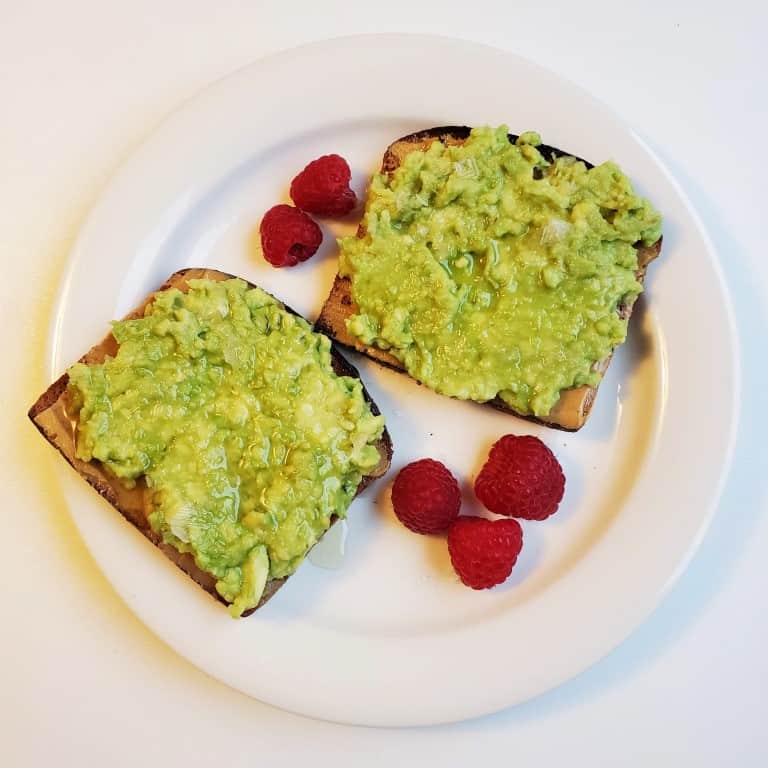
[29,268,393,616]
[316,127,662,431]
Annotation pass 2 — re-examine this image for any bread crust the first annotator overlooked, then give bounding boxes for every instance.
[315,127,662,431]
[28,268,393,616]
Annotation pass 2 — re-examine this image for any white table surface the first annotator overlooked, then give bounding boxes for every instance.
[2,1,766,764]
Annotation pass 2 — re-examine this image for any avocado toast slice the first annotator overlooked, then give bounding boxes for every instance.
[316,126,662,431]
[29,268,393,617]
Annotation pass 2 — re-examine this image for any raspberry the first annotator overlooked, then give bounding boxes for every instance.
[474,435,565,520]
[447,517,523,589]
[259,204,322,267]
[391,459,461,534]
[290,154,357,217]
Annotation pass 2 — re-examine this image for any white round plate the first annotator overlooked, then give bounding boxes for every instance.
[49,35,739,726]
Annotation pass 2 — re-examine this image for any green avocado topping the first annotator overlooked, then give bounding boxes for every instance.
[67,278,384,616]
[339,125,661,417]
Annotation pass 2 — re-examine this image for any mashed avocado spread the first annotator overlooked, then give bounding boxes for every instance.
[340,126,662,417]
[67,278,384,616]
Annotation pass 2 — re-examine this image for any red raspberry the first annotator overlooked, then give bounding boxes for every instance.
[259,204,322,267]
[474,435,565,520]
[290,154,357,217]
[391,459,461,534]
[447,517,523,589]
